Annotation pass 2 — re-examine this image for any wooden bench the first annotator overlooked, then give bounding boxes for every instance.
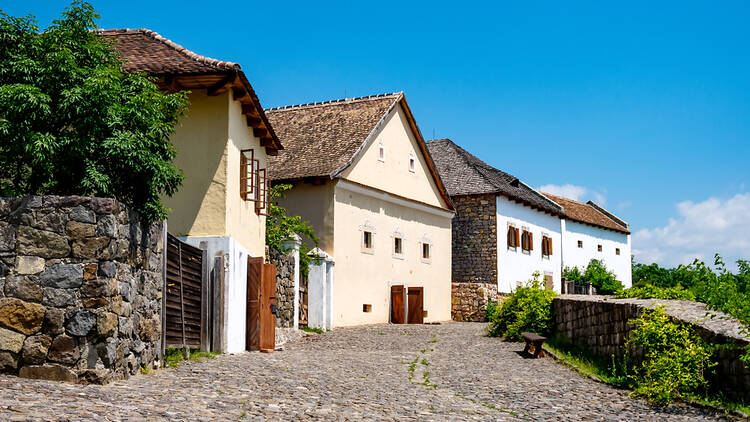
[521,332,546,358]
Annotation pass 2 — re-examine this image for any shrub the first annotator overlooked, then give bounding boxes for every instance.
[0,2,189,223]
[485,300,499,322]
[583,259,623,295]
[626,306,714,405]
[616,284,696,301]
[265,184,318,275]
[488,272,557,341]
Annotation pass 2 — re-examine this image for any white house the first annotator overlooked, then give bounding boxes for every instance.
[266,93,455,327]
[427,139,632,320]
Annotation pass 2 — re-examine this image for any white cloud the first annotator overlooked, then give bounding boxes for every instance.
[632,193,750,269]
[538,184,607,205]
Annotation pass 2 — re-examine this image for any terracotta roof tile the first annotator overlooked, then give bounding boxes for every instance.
[426,139,563,215]
[542,192,630,234]
[265,93,402,180]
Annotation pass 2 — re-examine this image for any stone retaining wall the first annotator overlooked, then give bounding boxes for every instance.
[553,295,750,401]
[451,282,500,322]
[0,196,163,383]
[269,247,295,328]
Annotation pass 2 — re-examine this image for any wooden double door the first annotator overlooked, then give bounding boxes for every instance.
[390,285,424,324]
[246,257,276,352]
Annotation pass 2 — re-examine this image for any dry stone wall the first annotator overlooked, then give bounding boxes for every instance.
[451,282,500,322]
[0,196,163,383]
[553,295,750,402]
[269,247,295,328]
[451,194,497,284]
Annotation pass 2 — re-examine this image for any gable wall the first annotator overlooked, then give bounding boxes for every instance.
[496,196,563,293]
[562,220,632,287]
[340,105,447,209]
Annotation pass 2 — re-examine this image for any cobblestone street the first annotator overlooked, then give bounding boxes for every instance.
[0,323,734,421]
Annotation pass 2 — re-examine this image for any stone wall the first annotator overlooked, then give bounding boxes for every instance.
[451,194,497,284]
[0,196,163,383]
[269,247,295,328]
[553,295,750,401]
[451,282,500,322]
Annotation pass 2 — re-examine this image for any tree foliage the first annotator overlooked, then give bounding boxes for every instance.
[265,184,318,274]
[0,2,188,222]
[563,259,624,295]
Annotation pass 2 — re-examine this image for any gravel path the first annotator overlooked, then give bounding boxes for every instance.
[0,322,734,421]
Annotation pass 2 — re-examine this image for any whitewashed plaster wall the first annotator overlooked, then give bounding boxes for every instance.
[496,196,563,293]
[561,220,632,287]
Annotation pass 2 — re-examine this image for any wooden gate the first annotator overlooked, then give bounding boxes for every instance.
[391,285,405,324]
[407,287,424,324]
[246,257,276,352]
[165,234,208,350]
[299,272,308,327]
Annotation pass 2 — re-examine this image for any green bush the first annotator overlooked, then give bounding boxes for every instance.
[616,284,696,301]
[626,306,714,405]
[488,272,557,341]
[562,266,583,283]
[583,259,623,295]
[485,300,499,322]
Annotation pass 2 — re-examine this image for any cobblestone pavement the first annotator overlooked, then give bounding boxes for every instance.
[0,323,735,421]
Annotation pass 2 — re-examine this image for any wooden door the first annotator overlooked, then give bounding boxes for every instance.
[391,285,405,324]
[260,263,276,351]
[246,257,263,351]
[407,287,424,324]
[544,275,554,291]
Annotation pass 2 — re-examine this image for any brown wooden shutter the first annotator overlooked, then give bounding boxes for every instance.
[507,227,513,247]
[529,232,533,251]
[548,237,553,255]
[515,228,520,247]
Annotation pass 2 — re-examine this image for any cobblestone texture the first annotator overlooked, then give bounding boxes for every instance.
[0,323,734,421]
[554,295,750,402]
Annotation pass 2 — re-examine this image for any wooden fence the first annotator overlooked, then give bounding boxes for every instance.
[165,234,209,350]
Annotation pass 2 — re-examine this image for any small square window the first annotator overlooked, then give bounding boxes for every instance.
[577,240,583,248]
[394,237,403,255]
[616,248,621,256]
[363,304,372,313]
[422,243,431,259]
[409,155,416,172]
[597,244,603,252]
[378,144,385,162]
[362,231,373,253]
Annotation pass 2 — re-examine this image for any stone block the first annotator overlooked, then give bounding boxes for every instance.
[139,316,160,342]
[19,364,77,382]
[42,288,77,308]
[71,237,110,259]
[65,220,96,239]
[90,198,117,215]
[0,222,15,252]
[22,334,51,364]
[0,351,18,371]
[41,264,83,289]
[16,226,70,258]
[42,308,65,336]
[65,310,96,337]
[0,298,45,335]
[69,206,95,224]
[15,256,45,275]
[99,261,117,278]
[96,215,118,237]
[81,278,115,298]
[83,263,97,281]
[48,335,79,364]
[0,327,25,353]
[97,312,118,337]
[4,276,43,302]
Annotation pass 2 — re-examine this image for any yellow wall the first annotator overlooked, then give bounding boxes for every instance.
[332,184,452,326]
[341,104,447,209]
[274,182,336,252]
[164,90,266,256]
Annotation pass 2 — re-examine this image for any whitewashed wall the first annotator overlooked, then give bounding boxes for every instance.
[496,196,563,293]
[560,220,632,288]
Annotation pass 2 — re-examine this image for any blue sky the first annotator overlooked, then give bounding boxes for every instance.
[9,1,750,267]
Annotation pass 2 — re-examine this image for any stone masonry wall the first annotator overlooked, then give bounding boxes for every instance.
[269,247,295,328]
[451,194,497,284]
[0,196,163,383]
[451,282,500,322]
[553,295,750,402]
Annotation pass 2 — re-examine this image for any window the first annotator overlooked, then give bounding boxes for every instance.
[363,231,373,252]
[363,304,372,313]
[409,154,416,172]
[521,229,533,253]
[541,235,553,257]
[597,244,603,252]
[507,226,520,249]
[422,243,431,259]
[577,240,583,248]
[240,148,268,215]
[394,237,403,255]
[616,248,621,256]
[378,143,385,162]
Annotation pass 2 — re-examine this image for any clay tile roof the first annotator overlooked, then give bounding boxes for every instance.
[265,93,403,181]
[97,28,238,75]
[426,139,563,215]
[541,192,630,234]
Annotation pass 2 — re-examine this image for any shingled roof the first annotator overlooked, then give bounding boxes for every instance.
[97,28,282,151]
[541,193,630,234]
[426,139,563,215]
[265,93,453,208]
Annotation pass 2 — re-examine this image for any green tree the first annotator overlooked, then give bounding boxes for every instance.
[265,184,318,274]
[583,259,623,294]
[0,2,188,223]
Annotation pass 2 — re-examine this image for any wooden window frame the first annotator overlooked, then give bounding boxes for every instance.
[393,236,404,259]
[240,149,256,201]
[507,225,519,250]
[541,235,552,257]
[255,168,269,216]
[577,240,583,248]
[521,229,533,253]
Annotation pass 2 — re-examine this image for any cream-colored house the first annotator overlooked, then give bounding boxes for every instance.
[103,29,282,353]
[266,93,455,327]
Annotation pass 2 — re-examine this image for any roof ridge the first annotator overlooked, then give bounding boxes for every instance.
[265,92,403,112]
[586,201,629,229]
[96,28,240,71]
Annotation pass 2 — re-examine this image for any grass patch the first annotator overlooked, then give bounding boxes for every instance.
[163,348,219,368]
[301,326,324,334]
